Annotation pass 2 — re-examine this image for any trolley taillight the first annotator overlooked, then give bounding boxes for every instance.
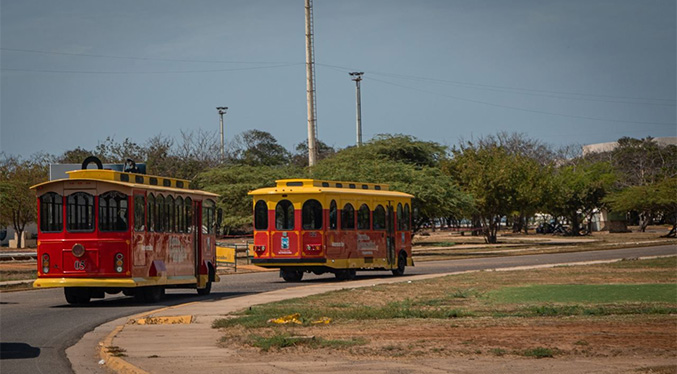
[114,253,124,273]
[41,254,50,274]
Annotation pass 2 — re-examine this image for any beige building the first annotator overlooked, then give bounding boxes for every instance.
[583,137,677,156]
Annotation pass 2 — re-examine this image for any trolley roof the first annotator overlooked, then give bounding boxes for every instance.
[31,169,218,197]
[248,179,413,199]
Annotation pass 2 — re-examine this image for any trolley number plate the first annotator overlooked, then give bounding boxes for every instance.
[74,260,86,270]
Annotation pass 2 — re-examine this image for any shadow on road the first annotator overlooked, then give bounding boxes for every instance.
[0,342,41,360]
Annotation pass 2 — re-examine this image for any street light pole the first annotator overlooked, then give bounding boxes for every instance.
[216,106,228,159]
[349,72,364,147]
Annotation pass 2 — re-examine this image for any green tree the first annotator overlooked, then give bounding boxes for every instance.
[228,130,291,167]
[311,136,471,232]
[447,144,516,243]
[605,177,677,236]
[0,154,48,248]
[196,165,305,234]
[291,139,336,167]
[545,159,616,235]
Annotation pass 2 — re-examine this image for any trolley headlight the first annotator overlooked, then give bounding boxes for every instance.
[72,243,86,258]
[41,254,50,274]
[114,253,124,273]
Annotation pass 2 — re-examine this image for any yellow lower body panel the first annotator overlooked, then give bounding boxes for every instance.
[33,276,198,289]
[254,257,413,270]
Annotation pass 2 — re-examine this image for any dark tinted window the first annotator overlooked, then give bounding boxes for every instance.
[147,194,156,232]
[341,203,355,230]
[404,203,411,231]
[275,200,294,230]
[357,204,370,230]
[99,191,128,232]
[329,200,338,230]
[397,203,403,231]
[156,195,165,232]
[40,192,63,232]
[167,196,175,232]
[134,195,145,231]
[373,205,386,230]
[176,197,184,233]
[254,200,268,230]
[203,199,216,234]
[302,199,323,230]
[67,192,95,232]
[185,197,193,233]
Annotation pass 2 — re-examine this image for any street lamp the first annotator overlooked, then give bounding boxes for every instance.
[349,72,364,146]
[216,106,228,159]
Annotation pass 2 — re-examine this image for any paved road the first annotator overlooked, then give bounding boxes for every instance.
[0,244,674,374]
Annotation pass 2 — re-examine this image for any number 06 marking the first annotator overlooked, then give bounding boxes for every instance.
[74,260,86,270]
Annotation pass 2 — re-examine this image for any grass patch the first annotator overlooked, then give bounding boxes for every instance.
[521,347,556,358]
[488,284,677,304]
[247,332,367,351]
[213,299,473,329]
[106,346,127,357]
[0,269,37,282]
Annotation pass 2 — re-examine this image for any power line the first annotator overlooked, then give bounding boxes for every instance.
[1,63,302,75]
[318,63,676,105]
[363,75,676,127]
[0,47,296,65]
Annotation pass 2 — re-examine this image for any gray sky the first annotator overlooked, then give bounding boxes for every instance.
[1,0,675,158]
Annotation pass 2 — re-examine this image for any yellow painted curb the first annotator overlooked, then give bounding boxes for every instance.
[100,324,149,374]
[133,315,193,325]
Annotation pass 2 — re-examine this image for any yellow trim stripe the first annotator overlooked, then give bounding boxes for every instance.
[33,276,198,288]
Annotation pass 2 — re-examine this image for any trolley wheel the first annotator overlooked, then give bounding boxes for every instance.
[65,287,91,305]
[392,253,406,276]
[335,269,356,281]
[281,269,304,282]
[197,280,212,296]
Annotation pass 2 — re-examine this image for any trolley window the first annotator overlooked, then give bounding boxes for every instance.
[397,203,404,231]
[373,205,386,230]
[404,203,411,231]
[254,200,268,230]
[147,193,156,232]
[302,199,323,230]
[275,200,294,230]
[156,195,165,232]
[329,200,338,230]
[341,203,355,230]
[40,192,63,232]
[134,195,145,231]
[176,196,184,233]
[99,191,128,232]
[357,204,370,230]
[185,197,193,233]
[66,192,95,232]
[167,196,175,233]
[203,199,216,234]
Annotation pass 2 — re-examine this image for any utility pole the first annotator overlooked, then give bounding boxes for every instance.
[349,72,364,146]
[216,106,228,160]
[305,0,318,166]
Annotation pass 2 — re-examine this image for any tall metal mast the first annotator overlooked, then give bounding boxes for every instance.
[349,72,364,146]
[305,0,318,166]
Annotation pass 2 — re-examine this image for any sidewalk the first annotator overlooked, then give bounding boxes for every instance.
[81,255,676,374]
